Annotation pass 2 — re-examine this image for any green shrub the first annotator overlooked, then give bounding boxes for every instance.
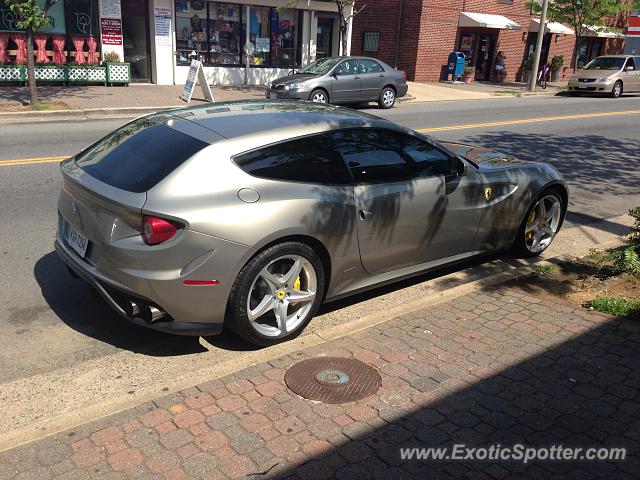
[551,55,564,72]
[585,296,640,316]
[103,51,121,63]
[595,208,640,276]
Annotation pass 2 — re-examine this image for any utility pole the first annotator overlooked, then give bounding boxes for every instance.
[528,0,549,91]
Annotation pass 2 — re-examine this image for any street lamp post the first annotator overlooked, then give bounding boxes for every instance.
[528,0,550,91]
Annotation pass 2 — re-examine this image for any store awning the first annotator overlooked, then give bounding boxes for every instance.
[583,25,625,38]
[459,12,521,30]
[529,19,574,35]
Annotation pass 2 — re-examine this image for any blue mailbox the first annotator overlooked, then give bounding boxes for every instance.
[447,52,466,81]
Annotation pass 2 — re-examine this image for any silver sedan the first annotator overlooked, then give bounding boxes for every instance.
[266,56,409,109]
[55,101,567,346]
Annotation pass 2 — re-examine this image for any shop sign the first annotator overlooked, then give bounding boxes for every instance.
[100,0,121,19]
[101,17,122,45]
[255,37,270,53]
[154,6,172,47]
[180,59,214,103]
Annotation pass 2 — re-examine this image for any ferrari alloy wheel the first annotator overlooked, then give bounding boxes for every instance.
[228,242,325,346]
[514,191,564,257]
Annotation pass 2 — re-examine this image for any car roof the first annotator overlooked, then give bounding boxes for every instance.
[597,55,634,58]
[150,100,391,147]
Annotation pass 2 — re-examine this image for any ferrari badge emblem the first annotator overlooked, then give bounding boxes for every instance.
[276,290,286,300]
[484,187,493,201]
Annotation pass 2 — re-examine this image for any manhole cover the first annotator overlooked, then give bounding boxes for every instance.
[285,357,381,404]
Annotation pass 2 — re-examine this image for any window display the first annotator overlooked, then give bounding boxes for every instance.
[175,0,208,64]
[208,3,242,64]
[249,6,269,65]
[173,1,303,68]
[270,9,298,67]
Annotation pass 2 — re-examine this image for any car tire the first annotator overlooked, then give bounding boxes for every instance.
[378,87,396,109]
[513,189,565,258]
[310,89,329,104]
[611,80,623,98]
[227,242,325,346]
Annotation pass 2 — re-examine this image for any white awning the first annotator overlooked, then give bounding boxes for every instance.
[529,19,574,35]
[459,12,521,30]
[584,25,625,38]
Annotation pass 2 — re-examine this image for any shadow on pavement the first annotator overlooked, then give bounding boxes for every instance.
[273,286,640,478]
[464,131,640,229]
[34,251,209,356]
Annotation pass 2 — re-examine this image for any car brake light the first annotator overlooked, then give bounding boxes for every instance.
[142,215,179,245]
[403,72,407,81]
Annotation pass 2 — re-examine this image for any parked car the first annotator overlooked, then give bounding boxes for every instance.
[56,101,567,346]
[265,56,408,108]
[568,55,640,97]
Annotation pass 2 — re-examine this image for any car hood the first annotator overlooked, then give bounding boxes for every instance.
[571,69,620,79]
[442,142,525,167]
[270,74,319,87]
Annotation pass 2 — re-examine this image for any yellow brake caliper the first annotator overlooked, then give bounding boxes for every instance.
[293,276,301,292]
[526,211,536,240]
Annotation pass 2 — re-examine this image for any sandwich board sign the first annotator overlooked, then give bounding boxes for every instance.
[180,60,215,103]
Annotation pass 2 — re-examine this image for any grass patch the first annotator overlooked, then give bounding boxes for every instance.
[31,103,51,111]
[557,86,568,92]
[532,264,559,277]
[584,296,640,316]
[494,90,521,95]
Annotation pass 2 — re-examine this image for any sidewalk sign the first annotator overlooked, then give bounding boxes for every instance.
[180,60,214,103]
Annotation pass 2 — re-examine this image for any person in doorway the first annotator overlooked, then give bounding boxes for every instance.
[495,51,506,81]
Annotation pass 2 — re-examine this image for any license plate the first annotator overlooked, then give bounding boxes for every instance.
[579,84,588,88]
[65,222,88,258]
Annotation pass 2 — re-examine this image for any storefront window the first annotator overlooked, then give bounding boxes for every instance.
[173,1,303,68]
[208,3,242,65]
[175,0,209,64]
[249,6,270,65]
[270,8,298,67]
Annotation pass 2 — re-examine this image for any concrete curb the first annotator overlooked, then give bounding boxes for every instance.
[0,105,181,123]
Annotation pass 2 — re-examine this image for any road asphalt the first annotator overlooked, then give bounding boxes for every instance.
[0,94,638,448]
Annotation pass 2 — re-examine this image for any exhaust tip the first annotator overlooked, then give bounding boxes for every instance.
[142,305,166,323]
[125,300,141,318]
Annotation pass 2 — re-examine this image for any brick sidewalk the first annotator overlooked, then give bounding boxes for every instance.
[1,286,639,479]
[0,85,267,110]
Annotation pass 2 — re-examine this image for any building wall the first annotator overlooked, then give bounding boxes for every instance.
[352,0,623,83]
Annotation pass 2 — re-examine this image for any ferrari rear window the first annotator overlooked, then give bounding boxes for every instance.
[75,118,207,193]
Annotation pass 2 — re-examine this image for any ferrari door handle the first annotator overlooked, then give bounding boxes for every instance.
[355,75,360,79]
[359,209,373,220]
[379,74,385,78]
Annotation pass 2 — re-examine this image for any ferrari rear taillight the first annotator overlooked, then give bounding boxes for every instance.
[142,215,180,245]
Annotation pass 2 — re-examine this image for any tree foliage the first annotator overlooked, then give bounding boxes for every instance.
[527,0,639,68]
[6,0,51,31]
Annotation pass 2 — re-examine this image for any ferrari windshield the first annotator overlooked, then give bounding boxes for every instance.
[584,57,626,70]
[297,58,340,75]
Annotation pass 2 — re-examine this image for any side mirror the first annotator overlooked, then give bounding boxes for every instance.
[453,157,466,176]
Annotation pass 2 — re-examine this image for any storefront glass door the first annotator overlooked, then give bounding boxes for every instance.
[122,0,151,81]
[316,17,333,59]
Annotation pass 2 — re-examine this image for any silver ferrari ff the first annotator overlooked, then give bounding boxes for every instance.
[56,101,567,346]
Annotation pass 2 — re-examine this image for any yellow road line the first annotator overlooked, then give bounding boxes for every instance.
[417,109,640,133]
[0,156,68,167]
[1,109,639,167]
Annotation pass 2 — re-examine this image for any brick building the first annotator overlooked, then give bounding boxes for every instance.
[351,0,626,83]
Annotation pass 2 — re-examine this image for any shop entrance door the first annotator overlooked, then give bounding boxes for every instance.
[473,33,496,81]
[122,0,151,82]
[316,17,334,59]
